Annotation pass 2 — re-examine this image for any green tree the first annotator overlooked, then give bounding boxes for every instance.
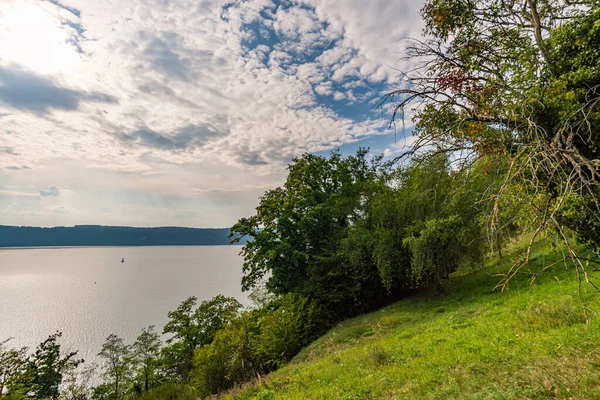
[252,294,323,370]
[132,326,161,393]
[28,332,83,400]
[404,216,463,292]
[96,334,131,400]
[1,334,83,400]
[231,150,389,319]
[191,293,325,396]
[161,297,196,379]
[0,338,28,398]
[192,314,256,397]
[162,295,241,378]
[58,363,95,400]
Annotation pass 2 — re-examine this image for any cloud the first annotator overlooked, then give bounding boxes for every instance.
[40,186,61,197]
[0,190,37,197]
[0,0,426,227]
[121,123,228,151]
[382,134,419,158]
[47,0,81,18]
[142,32,191,80]
[236,151,269,166]
[0,64,118,115]
[315,81,333,96]
[6,165,31,170]
[0,146,18,155]
[43,205,69,214]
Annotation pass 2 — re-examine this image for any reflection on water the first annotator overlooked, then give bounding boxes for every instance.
[0,246,246,364]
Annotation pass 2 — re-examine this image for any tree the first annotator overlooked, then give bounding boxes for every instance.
[192,314,256,397]
[132,326,161,393]
[404,216,463,292]
[161,297,196,379]
[251,294,323,370]
[1,334,83,400]
[383,0,600,298]
[162,295,241,378]
[0,338,28,398]
[230,150,391,319]
[58,363,95,400]
[97,334,131,400]
[28,332,83,400]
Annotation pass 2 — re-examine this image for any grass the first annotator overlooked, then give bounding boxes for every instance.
[220,240,600,399]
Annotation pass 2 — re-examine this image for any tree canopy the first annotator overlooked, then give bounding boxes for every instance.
[230,149,492,320]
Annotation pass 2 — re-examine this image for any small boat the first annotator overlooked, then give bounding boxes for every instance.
[121,257,125,263]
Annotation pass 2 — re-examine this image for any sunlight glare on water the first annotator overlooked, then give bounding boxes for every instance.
[0,246,246,365]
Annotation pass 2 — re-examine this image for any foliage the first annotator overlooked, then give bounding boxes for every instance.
[404,215,463,292]
[193,314,257,397]
[131,326,161,394]
[252,294,324,370]
[0,339,29,399]
[232,149,492,321]
[0,333,82,400]
[162,295,242,379]
[192,293,324,397]
[133,382,197,400]
[58,364,96,400]
[96,334,132,400]
[383,0,600,292]
[231,150,391,319]
[28,332,83,400]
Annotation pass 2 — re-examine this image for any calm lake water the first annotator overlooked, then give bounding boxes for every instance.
[0,246,246,365]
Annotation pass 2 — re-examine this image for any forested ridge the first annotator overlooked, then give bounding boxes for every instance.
[2,0,599,398]
[0,226,239,247]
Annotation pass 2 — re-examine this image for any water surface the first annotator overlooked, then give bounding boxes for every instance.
[0,246,245,364]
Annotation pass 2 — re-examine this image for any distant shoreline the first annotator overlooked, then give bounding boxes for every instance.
[0,244,243,250]
[0,225,248,247]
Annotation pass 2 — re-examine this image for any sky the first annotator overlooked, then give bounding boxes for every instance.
[0,0,424,228]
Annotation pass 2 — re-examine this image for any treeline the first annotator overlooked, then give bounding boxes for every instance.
[231,150,510,317]
[0,226,245,247]
[0,293,321,400]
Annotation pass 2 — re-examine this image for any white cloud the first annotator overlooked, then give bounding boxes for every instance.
[40,186,61,197]
[314,81,333,96]
[43,205,70,214]
[333,91,346,101]
[382,133,419,158]
[0,0,426,226]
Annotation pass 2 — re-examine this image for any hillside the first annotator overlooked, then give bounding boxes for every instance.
[223,240,600,399]
[0,225,246,247]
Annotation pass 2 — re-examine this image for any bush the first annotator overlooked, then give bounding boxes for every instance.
[192,314,257,396]
[253,294,325,370]
[191,294,326,396]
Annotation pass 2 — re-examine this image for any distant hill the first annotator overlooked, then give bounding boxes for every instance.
[0,225,246,247]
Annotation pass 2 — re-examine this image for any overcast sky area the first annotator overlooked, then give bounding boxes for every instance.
[0,0,424,228]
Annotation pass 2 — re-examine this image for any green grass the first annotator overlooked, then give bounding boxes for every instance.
[221,241,600,399]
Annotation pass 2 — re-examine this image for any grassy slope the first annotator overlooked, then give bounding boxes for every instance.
[223,241,600,400]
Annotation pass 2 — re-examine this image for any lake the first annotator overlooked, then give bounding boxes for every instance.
[0,246,246,365]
